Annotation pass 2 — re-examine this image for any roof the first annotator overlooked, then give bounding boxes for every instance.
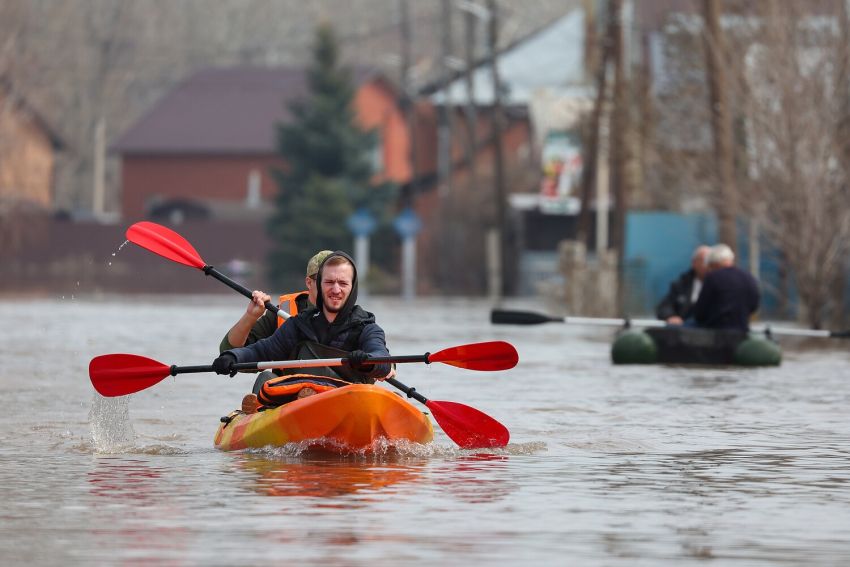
[113,66,383,155]
[430,7,594,106]
[0,76,65,150]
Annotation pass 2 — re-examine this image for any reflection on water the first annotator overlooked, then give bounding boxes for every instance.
[3,296,850,564]
[88,457,166,501]
[87,457,192,564]
[235,452,427,500]
[430,453,519,504]
[232,449,522,505]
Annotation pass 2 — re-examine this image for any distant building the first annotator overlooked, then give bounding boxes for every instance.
[419,5,595,294]
[114,66,414,222]
[0,77,64,209]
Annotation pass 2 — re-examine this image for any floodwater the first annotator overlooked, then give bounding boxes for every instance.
[2,294,849,565]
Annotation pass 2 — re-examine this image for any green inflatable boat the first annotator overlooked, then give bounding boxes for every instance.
[611,326,781,366]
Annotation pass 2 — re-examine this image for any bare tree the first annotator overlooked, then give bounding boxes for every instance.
[740,1,850,328]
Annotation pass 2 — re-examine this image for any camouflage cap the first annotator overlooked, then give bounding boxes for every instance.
[306,250,334,278]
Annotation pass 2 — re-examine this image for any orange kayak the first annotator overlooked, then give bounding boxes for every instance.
[214,383,434,452]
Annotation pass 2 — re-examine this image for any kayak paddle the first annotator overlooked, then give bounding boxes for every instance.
[126,221,290,320]
[90,341,517,398]
[89,352,511,449]
[491,309,666,328]
[491,308,850,338]
[385,378,509,449]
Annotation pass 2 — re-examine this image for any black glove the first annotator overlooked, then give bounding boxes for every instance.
[212,353,238,377]
[347,350,374,371]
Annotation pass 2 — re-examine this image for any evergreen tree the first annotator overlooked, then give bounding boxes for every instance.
[267,23,395,289]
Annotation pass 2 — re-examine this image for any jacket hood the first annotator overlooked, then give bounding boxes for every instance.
[314,250,359,324]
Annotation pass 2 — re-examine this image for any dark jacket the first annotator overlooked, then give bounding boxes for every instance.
[225,251,391,382]
[656,269,699,320]
[225,305,391,382]
[691,266,760,331]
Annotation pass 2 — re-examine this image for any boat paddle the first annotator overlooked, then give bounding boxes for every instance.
[491,308,850,338]
[126,221,291,320]
[89,341,518,397]
[89,348,513,449]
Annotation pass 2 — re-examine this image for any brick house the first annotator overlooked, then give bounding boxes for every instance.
[114,66,414,222]
[0,77,64,209]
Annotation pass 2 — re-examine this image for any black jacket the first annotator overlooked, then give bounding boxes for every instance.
[225,251,391,382]
[656,269,699,320]
[225,305,391,383]
[692,266,760,331]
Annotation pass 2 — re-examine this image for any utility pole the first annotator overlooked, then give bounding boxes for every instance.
[609,0,628,314]
[596,62,612,256]
[461,3,479,193]
[399,0,417,206]
[577,1,612,248]
[487,0,508,298]
[703,0,738,251]
[438,0,454,197]
[399,0,419,299]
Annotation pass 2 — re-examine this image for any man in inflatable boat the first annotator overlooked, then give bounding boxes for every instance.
[690,243,760,331]
[213,251,393,412]
[656,244,711,325]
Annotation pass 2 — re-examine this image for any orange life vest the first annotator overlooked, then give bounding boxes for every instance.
[276,290,308,328]
[258,374,352,408]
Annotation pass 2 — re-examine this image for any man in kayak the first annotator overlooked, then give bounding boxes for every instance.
[218,250,331,402]
[656,244,711,325]
[691,243,760,331]
[219,249,331,352]
[212,251,392,400]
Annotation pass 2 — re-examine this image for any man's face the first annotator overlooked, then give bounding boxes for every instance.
[320,262,354,313]
[693,249,710,279]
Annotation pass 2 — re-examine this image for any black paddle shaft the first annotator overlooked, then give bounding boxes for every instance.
[169,362,259,376]
[386,378,429,405]
[203,265,280,316]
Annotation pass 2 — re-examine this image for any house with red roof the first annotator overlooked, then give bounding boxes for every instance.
[114,66,415,222]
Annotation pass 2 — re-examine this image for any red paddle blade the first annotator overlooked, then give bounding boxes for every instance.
[426,400,510,449]
[89,354,172,397]
[428,341,519,371]
[126,221,206,269]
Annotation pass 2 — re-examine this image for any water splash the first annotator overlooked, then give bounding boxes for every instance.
[244,438,547,459]
[107,239,130,267]
[89,394,136,453]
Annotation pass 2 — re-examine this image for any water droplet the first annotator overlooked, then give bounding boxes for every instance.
[108,240,131,266]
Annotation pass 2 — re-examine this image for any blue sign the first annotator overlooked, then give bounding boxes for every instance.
[347,207,377,237]
[393,207,422,238]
